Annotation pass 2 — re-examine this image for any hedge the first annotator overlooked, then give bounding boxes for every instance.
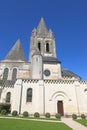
[34,112,40,118]
[12,110,18,116]
[0,103,11,113]
[45,112,50,118]
[23,111,29,117]
[81,114,86,119]
[55,113,61,120]
[72,114,77,120]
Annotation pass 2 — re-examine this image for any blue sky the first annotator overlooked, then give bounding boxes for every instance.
[0,0,87,79]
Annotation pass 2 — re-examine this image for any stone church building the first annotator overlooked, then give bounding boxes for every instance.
[0,18,87,116]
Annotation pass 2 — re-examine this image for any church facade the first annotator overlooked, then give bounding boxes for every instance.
[0,18,87,116]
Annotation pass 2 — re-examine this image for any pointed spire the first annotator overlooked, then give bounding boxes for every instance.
[4,39,26,62]
[37,17,48,36]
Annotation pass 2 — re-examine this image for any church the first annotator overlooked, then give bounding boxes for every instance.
[0,18,87,116]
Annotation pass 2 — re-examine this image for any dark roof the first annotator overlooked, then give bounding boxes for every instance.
[0,80,15,87]
[43,56,61,63]
[4,39,26,62]
[37,17,49,37]
[61,69,81,79]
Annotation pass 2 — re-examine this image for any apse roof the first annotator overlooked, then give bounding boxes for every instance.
[61,69,81,79]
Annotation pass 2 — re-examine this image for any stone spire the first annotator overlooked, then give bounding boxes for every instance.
[37,17,49,37]
[29,17,56,60]
[4,39,26,62]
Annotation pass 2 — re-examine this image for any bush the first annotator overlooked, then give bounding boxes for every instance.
[55,113,61,120]
[72,114,77,120]
[12,110,18,116]
[0,105,3,113]
[1,109,7,115]
[45,112,50,118]
[0,103,11,113]
[34,112,40,118]
[81,114,86,119]
[23,111,29,117]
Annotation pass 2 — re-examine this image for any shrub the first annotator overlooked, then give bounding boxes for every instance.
[12,110,18,116]
[45,112,50,118]
[55,113,61,120]
[0,103,11,113]
[34,112,40,118]
[72,114,77,120]
[0,104,3,113]
[81,114,86,119]
[1,109,7,115]
[23,111,29,117]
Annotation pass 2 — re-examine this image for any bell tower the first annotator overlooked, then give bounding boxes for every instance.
[29,18,61,79]
[29,17,56,60]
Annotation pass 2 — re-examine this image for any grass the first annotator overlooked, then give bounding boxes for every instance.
[21,116,61,121]
[0,114,61,121]
[0,118,72,130]
[76,119,87,127]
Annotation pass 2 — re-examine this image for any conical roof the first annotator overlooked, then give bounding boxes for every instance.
[37,17,49,36]
[4,39,26,61]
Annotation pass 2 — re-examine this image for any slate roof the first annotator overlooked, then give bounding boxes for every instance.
[61,69,81,79]
[4,39,26,61]
[43,56,61,63]
[37,17,49,37]
[0,80,15,87]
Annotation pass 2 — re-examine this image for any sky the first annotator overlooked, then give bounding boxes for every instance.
[0,0,87,79]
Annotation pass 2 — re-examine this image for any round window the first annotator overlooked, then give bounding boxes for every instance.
[44,69,50,76]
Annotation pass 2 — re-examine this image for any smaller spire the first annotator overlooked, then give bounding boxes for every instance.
[37,17,48,36]
[4,39,26,62]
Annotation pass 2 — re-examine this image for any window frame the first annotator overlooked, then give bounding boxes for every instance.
[38,42,41,51]
[12,68,17,81]
[3,68,9,80]
[46,43,50,52]
[26,88,32,102]
[6,92,11,103]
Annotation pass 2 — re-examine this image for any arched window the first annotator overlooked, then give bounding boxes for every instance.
[6,92,11,103]
[26,88,32,102]
[46,43,49,52]
[84,88,87,92]
[38,42,41,51]
[12,68,17,81]
[3,68,9,80]
[0,89,2,98]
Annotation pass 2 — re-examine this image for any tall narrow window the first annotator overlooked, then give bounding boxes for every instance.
[12,68,17,81]
[46,43,49,52]
[3,68,9,80]
[26,88,32,102]
[38,42,41,51]
[0,89,2,99]
[6,92,11,103]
